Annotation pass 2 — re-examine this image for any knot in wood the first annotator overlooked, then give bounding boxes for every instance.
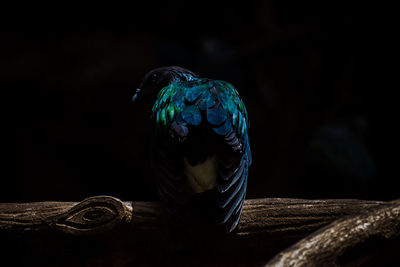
[53,196,131,235]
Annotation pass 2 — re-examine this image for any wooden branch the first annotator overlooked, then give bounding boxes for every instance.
[0,196,132,235]
[265,198,400,267]
[0,197,386,236]
[1,196,399,266]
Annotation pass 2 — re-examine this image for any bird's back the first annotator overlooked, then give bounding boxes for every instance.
[151,78,251,232]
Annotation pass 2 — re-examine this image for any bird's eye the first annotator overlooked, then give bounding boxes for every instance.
[152,73,158,82]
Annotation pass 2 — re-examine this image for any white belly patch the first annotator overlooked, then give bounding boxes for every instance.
[184,155,217,193]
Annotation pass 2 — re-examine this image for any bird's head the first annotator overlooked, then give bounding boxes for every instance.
[133,66,199,102]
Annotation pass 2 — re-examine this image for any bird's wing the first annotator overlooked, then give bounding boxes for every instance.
[207,81,251,232]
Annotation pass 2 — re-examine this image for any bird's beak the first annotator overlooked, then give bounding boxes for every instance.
[132,88,141,103]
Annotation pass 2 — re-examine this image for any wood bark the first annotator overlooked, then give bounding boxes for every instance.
[265,198,400,267]
[0,196,132,235]
[0,196,399,266]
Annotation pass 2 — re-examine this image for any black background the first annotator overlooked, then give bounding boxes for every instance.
[1,1,397,202]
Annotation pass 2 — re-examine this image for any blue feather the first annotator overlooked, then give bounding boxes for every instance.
[217,176,247,225]
[207,104,227,125]
[213,119,233,136]
[185,86,203,103]
[181,105,201,125]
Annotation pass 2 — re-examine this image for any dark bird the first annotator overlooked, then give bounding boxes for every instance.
[134,66,251,233]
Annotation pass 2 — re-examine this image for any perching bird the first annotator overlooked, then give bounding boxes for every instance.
[134,66,251,233]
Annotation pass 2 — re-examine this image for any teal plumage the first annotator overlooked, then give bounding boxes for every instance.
[137,66,251,232]
[153,80,249,139]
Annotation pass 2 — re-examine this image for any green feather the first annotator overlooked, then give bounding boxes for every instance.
[232,108,238,126]
[237,111,243,136]
[160,107,167,126]
[167,103,176,121]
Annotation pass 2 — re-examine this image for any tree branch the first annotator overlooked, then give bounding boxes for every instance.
[265,199,400,267]
[0,197,386,236]
[0,196,132,235]
[1,196,398,266]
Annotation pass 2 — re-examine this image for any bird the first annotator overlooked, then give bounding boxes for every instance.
[134,66,251,233]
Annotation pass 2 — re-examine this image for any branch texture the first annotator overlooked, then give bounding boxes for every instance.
[1,196,399,266]
[265,199,400,267]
